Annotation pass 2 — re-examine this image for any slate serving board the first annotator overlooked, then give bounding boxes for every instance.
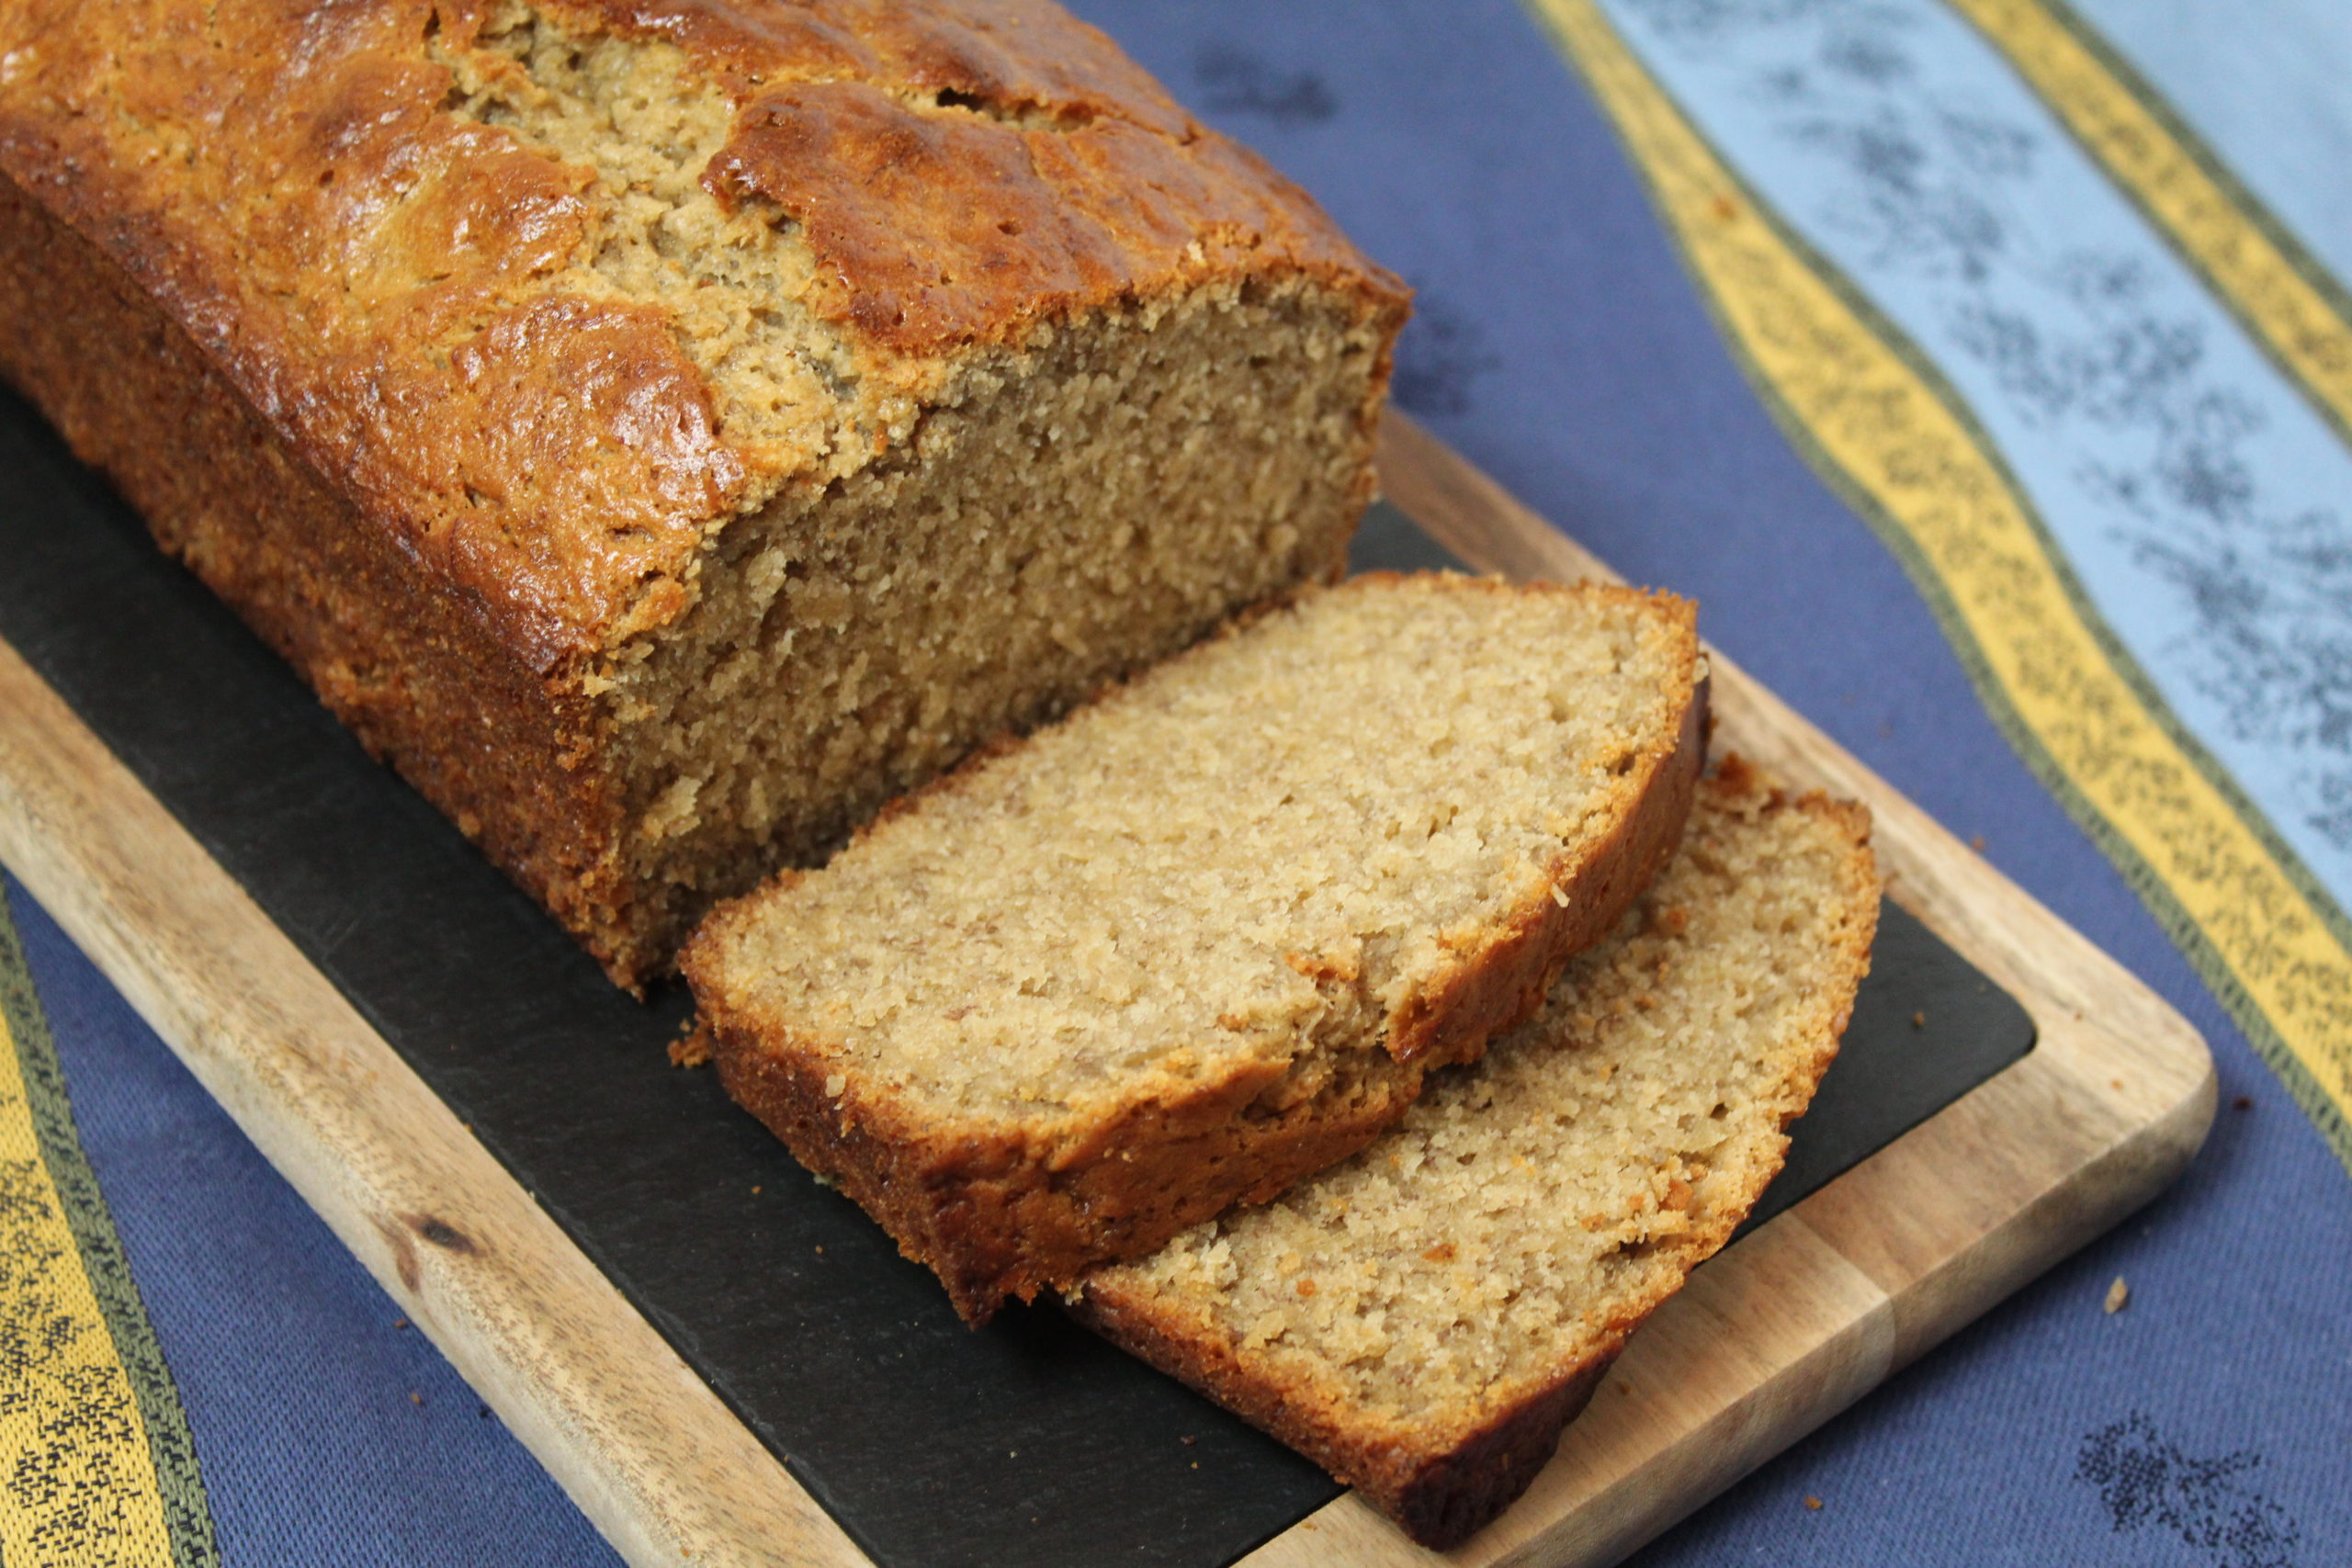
[0,389,2034,1568]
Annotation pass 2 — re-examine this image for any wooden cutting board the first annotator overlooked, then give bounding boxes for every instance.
[0,412,2211,1568]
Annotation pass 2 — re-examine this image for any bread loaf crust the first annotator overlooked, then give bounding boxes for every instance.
[0,0,1407,984]
[0,170,637,950]
[688,583,1709,1322]
[1070,1279,1620,1550]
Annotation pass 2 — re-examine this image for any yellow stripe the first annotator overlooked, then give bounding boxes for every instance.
[1522,0,2352,1159]
[1949,0,2352,448]
[0,982,179,1562]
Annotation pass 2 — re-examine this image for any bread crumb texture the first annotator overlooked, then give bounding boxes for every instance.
[1080,761,1878,1538]
[697,575,1698,1123]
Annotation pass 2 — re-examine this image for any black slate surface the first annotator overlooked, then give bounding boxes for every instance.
[0,390,2033,1568]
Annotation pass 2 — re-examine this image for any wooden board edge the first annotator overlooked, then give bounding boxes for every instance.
[0,633,875,1568]
[1225,418,2220,1568]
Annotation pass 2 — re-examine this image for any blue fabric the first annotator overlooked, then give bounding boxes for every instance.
[11,878,619,1567]
[12,1,2350,1562]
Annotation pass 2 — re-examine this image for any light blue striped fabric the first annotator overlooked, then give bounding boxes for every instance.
[1603,0,2352,923]
[2076,0,2352,292]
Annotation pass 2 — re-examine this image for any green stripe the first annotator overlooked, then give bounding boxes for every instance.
[0,885,220,1568]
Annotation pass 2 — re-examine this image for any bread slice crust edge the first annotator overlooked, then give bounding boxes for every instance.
[1070,767,1881,1546]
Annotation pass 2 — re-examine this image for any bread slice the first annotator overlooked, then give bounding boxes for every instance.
[684,573,1706,1321]
[1072,759,1878,1548]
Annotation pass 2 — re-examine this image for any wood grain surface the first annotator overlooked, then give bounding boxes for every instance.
[0,415,2211,1568]
[0,636,867,1568]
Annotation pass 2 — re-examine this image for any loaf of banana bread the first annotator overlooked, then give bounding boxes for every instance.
[0,0,1407,986]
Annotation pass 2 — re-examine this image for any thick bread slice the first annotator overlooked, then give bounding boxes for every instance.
[1073,759,1879,1547]
[684,573,1706,1322]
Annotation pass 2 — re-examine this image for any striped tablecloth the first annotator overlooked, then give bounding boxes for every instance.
[5,1,2345,1562]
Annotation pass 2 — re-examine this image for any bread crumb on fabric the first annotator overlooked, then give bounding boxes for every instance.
[1804,1495,1824,1511]
[668,1028,714,1068]
[2104,1277,2131,1314]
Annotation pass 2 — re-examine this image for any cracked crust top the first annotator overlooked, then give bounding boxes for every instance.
[0,0,1404,671]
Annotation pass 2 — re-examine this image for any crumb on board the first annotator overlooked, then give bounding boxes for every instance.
[2104,1276,2130,1314]
[1911,1010,1926,1029]
[668,1027,714,1068]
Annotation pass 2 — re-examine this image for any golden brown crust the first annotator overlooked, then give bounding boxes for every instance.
[0,0,1406,985]
[701,987,1425,1325]
[0,166,650,975]
[570,0,1399,353]
[0,0,752,666]
[1071,770,1881,1549]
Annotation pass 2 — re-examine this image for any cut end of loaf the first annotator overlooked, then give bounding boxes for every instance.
[409,0,1410,987]
[1074,758,1881,1547]
[589,275,1396,986]
[684,572,1708,1318]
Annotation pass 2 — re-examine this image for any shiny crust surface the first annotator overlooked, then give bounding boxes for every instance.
[0,166,644,970]
[0,0,1404,662]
